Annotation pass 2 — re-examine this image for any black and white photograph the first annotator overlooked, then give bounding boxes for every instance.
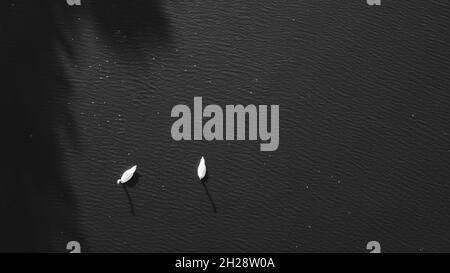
[1,0,449,261]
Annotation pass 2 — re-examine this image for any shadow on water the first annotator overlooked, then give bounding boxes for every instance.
[0,0,81,252]
[121,174,140,216]
[89,0,171,45]
[122,185,135,216]
[0,0,171,252]
[201,174,217,213]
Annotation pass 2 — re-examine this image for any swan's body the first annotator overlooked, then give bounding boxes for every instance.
[197,157,206,180]
[117,165,137,184]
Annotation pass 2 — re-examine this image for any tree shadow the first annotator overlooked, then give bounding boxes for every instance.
[0,0,171,252]
[89,0,171,44]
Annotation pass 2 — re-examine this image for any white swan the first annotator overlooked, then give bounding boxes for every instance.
[117,165,137,184]
[197,157,207,180]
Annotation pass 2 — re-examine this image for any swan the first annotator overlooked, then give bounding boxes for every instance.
[197,157,206,180]
[117,165,137,184]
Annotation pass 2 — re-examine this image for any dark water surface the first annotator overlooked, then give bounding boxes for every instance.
[1,0,450,252]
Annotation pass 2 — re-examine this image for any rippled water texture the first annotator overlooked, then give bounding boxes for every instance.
[0,0,449,252]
